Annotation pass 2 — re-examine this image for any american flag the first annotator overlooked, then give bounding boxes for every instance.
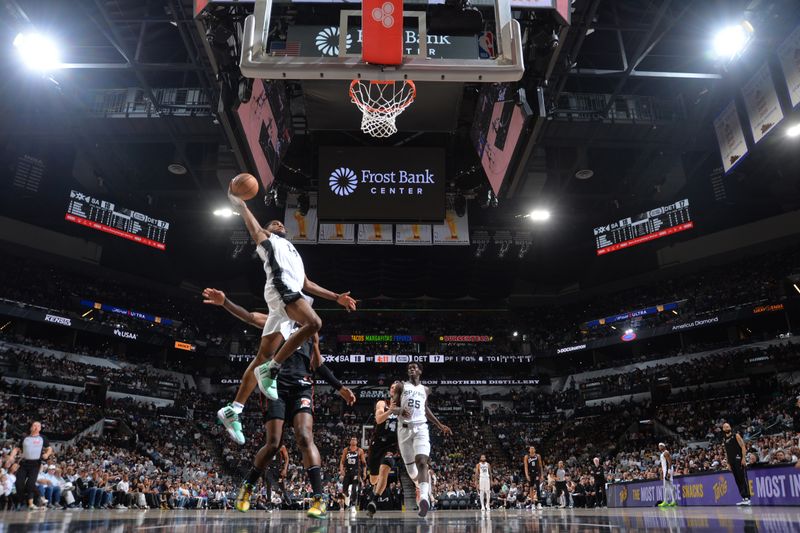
[270,41,302,56]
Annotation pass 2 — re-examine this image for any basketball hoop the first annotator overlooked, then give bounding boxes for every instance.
[349,79,416,138]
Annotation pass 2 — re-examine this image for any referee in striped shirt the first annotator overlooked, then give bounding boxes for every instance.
[5,421,52,510]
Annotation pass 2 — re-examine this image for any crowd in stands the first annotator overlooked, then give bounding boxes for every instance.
[1,340,183,399]
[1,241,800,511]
[2,243,799,366]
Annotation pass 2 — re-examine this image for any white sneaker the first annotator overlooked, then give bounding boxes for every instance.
[537,503,543,510]
[736,498,751,506]
[350,505,357,517]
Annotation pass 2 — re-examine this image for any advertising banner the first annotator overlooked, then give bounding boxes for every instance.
[337,334,425,343]
[742,64,784,143]
[318,146,445,222]
[432,209,470,245]
[548,301,790,357]
[318,223,355,244]
[608,465,800,507]
[713,101,748,173]
[286,26,482,59]
[283,193,318,244]
[357,224,393,244]
[0,302,167,347]
[395,224,432,245]
[777,25,800,108]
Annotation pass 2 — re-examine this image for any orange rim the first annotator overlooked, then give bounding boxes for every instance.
[349,79,416,115]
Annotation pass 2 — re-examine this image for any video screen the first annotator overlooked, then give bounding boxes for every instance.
[470,83,531,195]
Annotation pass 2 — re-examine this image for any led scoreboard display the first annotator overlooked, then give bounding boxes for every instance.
[594,199,693,256]
[65,190,169,250]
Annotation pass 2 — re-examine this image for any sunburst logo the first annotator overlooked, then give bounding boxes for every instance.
[315,27,353,57]
[329,167,358,196]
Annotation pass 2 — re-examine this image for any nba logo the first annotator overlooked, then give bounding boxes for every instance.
[300,398,311,409]
[478,32,495,59]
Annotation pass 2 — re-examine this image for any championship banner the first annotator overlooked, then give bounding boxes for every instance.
[318,223,355,244]
[283,193,318,244]
[742,64,784,144]
[608,465,800,507]
[395,224,432,245]
[357,224,393,244]
[432,209,470,245]
[777,25,800,108]
[713,101,748,173]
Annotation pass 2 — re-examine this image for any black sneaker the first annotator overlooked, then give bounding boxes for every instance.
[418,499,429,518]
[367,501,377,517]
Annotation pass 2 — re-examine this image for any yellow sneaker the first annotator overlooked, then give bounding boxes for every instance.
[307,496,328,520]
[235,482,253,512]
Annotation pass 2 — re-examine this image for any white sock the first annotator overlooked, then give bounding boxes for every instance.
[231,402,244,414]
[406,464,419,482]
[418,482,429,502]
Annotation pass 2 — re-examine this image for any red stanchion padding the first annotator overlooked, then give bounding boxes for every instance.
[362,0,403,65]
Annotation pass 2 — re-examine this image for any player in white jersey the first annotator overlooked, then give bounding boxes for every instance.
[225,186,356,422]
[657,443,677,507]
[475,455,492,512]
[390,363,451,517]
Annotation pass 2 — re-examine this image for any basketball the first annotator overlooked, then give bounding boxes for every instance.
[230,173,259,201]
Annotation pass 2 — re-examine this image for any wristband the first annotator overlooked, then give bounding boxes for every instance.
[316,364,343,391]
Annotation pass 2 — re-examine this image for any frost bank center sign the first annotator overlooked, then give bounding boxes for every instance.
[318,147,445,222]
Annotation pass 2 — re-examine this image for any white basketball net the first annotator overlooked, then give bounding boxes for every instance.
[349,80,416,138]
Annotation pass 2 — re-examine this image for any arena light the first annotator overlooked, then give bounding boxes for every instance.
[787,124,800,138]
[13,32,61,71]
[213,208,238,218]
[794,283,800,295]
[712,22,753,60]
[512,331,519,337]
[528,209,551,222]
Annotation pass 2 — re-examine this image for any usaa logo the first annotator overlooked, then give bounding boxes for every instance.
[619,487,628,503]
[713,476,728,502]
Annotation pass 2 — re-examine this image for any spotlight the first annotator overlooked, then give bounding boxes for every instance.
[213,208,237,217]
[787,124,800,138]
[712,22,753,60]
[512,331,519,337]
[13,32,61,71]
[528,209,551,222]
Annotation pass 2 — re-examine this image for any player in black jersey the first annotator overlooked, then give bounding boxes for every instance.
[524,446,543,510]
[365,382,401,516]
[263,444,289,506]
[235,326,356,519]
[340,437,367,516]
[722,422,751,505]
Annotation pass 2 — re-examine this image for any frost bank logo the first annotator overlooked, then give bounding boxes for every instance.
[315,27,352,57]
[329,167,358,196]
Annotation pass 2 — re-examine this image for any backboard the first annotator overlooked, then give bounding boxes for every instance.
[239,0,524,82]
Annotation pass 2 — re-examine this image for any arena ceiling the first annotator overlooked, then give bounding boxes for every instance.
[0,0,798,304]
